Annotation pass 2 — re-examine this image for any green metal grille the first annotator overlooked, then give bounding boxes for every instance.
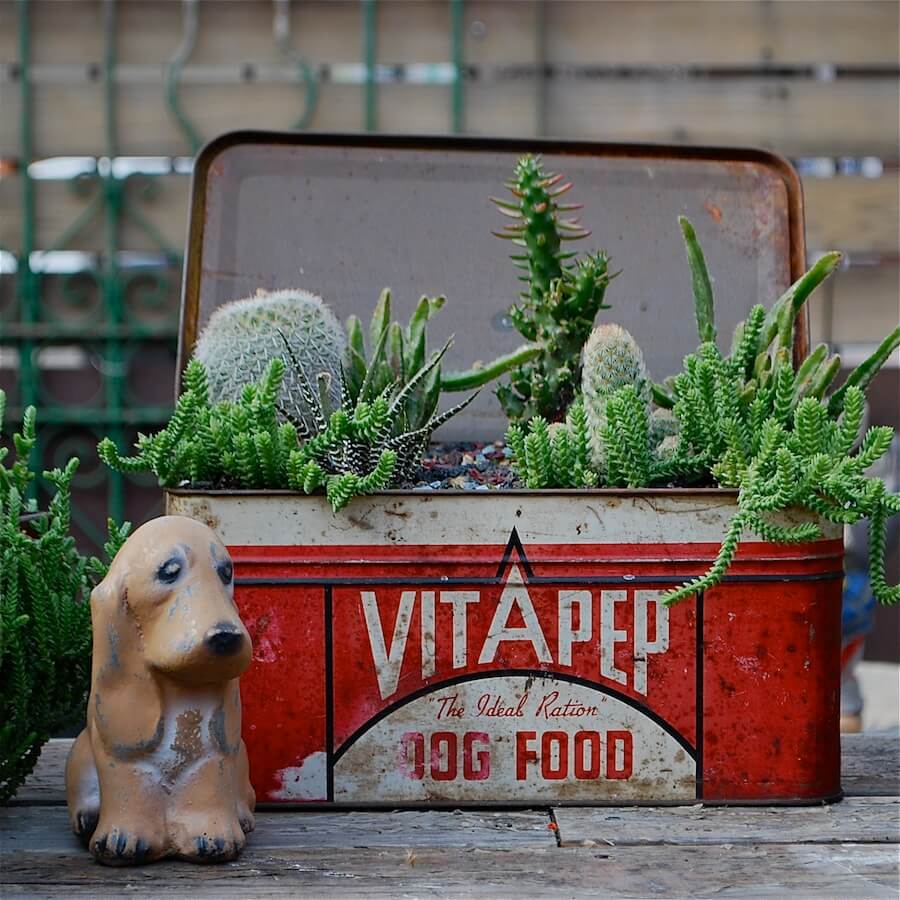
[1,0,467,553]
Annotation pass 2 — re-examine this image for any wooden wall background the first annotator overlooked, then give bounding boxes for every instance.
[1,1,898,348]
[0,0,898,654]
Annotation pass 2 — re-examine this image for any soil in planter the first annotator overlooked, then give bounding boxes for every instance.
[410,441,522,491]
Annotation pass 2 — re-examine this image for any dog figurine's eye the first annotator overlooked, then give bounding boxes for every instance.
[157,558,183,584]
[217,561,233,586]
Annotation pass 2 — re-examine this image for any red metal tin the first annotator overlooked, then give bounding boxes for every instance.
[172,134,837,806]
[167,490,843,806]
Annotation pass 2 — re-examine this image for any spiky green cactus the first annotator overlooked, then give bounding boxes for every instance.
[581,323,651,470]
[193,288,346,435]
[488,155,614,422]
[1,393,128,803]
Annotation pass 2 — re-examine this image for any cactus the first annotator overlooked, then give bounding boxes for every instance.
[581,323,651,470]
[489,155,614,422]
[2,394,128,803]
[193,288,346,435]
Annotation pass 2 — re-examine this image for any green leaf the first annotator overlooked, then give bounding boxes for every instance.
[678,216,716,344]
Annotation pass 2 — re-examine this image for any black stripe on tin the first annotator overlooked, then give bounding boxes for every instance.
[237,571,843,587]
[695,590,705,802]
[324,585,334,803]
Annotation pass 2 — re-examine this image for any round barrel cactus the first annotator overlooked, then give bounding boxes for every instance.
[193,289,346,434]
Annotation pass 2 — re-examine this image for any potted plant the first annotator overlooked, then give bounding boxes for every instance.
[0,394,128,804]
[98,152,899,807]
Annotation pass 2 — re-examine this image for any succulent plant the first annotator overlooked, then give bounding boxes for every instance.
[101,336,479,513]
[193,288,346,435]
[489,154,615,422]
[505,397,597,489]
[344,289,452,438]
[2,393,128,803]
[282,320,478,496]
[581,323,651,470]
[504,217,900,609]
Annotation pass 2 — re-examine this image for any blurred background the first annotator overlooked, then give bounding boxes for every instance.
[0,1,898,686]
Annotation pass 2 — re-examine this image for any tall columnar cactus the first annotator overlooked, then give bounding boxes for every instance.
[1,393,128,803]
[581,323,651,470]
[488,154,614,422]
[193,288,347,435]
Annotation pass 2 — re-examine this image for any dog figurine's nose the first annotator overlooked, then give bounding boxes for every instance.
[204,624,245,656]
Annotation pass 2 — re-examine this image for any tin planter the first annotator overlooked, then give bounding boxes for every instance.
[170,133,843,805]
[167,488,843,806]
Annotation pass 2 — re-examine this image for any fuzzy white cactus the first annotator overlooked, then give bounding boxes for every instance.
[581,323,651,469]
[194,288,346,434]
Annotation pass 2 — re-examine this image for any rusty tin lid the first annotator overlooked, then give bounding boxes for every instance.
[180,133,805,440]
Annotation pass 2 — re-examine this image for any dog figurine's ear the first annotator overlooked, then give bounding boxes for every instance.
[88,564,163,757]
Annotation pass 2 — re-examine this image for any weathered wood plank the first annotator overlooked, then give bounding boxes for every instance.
[543,0,900,67]
[0,805,556,854]
[808,265,900,349]
[542,79,900,159]
[4,75,896,159]
[3,1,897,72]
[804,175,900,256]
[841,732,900,798]
[1,844,898,898]
[552,796,900,847]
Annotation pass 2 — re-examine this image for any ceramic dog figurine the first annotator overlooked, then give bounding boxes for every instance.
[65,516,255,865]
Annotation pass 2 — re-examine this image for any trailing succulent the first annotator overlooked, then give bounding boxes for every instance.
[1,393,128,803]
[489,154,615,422]
[99,334,477,512]
[507,217,900,607]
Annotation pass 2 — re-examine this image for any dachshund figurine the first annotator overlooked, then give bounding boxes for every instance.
[65,516,256,865]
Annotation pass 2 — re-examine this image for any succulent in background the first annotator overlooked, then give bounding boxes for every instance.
[2,393,128,803]
[193,288,346,435]
[490,154,615,422]
[581,323,651,471]
[347,288,541,417]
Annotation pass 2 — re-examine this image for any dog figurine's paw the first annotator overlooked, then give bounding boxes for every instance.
[90,825,164,866]
[238,806,255,834]
[178,820,247,863]
[70,807,99,847]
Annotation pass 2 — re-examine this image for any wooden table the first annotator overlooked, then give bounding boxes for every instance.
[2,734,898,898]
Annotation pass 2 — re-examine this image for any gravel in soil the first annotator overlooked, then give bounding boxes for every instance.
[405,442,522,491]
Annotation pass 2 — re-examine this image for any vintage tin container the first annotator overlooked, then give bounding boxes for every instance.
[173,134,843,805]
[167,489,843,806]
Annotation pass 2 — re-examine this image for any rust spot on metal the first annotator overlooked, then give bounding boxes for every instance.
[703,200,722,223]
